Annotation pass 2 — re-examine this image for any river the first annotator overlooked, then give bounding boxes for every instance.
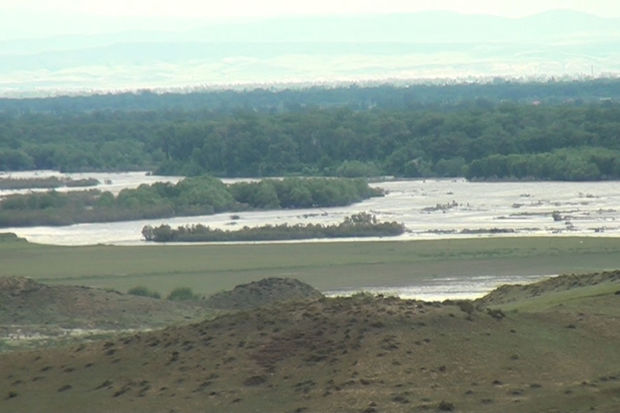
[2,171,618,300]
[1,171,618,246]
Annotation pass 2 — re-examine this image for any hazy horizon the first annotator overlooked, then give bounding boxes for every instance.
[1,3,619,97]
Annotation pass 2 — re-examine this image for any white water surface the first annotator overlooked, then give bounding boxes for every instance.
[324,274,553,301]
[0,170,184,196]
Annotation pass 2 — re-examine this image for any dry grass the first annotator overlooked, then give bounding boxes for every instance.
[1,272,619,412]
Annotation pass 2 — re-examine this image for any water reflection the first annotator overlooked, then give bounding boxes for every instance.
[324,274,553,301]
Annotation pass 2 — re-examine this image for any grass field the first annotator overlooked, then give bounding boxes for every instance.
[1,234,619,296]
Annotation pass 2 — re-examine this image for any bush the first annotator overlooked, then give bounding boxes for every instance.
[456,300,475,315]
[438,400,455,411]
[167,287,199,301]
[127,286,161,299]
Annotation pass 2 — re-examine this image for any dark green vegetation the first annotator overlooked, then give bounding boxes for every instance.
[0,176,380,227]
[0,271,618,412]
[1,80,619,180]
[1,234,618,297]
[0,176,99,190]
[166,287,200,302]
[126,286,161,299]
[2,79,620,113]
[142,212,404,242]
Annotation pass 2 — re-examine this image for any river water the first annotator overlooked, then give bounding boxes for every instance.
[2,171,618,299]
[323,274,551,301]
[2,171,618,246]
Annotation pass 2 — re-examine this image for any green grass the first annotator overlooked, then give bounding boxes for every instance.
[496,281,620,313]
[0,235,619,296]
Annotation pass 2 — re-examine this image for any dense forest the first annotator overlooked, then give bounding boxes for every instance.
[2,79,620,114]
[1,80,619,180]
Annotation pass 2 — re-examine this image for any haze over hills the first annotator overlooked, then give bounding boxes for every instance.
[1,10,619,96]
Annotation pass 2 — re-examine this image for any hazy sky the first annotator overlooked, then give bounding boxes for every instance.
[2,0,619,93]
[2,0,620,42]
[4,0,620,19]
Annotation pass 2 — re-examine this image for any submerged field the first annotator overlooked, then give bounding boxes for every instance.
[1,234,619,297]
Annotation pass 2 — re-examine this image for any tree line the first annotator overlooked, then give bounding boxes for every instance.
[0,98,619,180]
[2,78,619,114]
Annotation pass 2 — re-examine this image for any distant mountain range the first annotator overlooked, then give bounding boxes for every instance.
[1,10,619,96]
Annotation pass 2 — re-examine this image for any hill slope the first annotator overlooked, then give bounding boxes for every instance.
[1,272,619,412]
[476,270,620,311]
[204,277,324,310]
[0,277,211,349]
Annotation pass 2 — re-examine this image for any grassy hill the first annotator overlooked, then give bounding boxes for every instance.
[0,271,618,412]
[0,277,213,351]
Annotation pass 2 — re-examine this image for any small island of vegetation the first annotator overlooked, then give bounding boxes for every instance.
[0,176,381,227]
[142,212,405,242]
[0,176,99,190]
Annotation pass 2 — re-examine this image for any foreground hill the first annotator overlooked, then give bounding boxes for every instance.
[0,277,211,349]
[0,272,619,412]
[476,270,620,309]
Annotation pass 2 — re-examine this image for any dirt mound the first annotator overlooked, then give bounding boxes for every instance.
[476,270,620,306]
[204,277,324,310]
[0,277,46,295]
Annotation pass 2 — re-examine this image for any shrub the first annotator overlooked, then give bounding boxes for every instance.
[437,400,454,411]
[127,286,161,299]
[167,287,199,301]
[457,300,475,315]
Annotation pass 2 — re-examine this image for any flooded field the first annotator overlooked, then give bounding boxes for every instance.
[1,172,618,246]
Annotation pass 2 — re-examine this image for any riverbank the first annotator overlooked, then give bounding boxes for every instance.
[1,235,618,299]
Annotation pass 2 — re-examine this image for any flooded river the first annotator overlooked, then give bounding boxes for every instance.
[2,171,618,246]
[1,171,617,300]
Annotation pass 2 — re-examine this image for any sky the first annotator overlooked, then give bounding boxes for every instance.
[1,0,619,94]
[4,0,620,19]
[3,0,620,41]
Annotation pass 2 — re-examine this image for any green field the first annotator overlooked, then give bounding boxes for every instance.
[1,235,619,296]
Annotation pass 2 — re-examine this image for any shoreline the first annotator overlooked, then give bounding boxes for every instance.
[2,236,618,298]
